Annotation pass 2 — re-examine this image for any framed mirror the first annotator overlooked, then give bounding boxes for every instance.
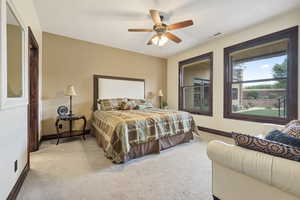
[0,0,28,109]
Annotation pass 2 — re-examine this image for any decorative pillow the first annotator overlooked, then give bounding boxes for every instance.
[128,99,146,105]
[120,101,137,110]
[282,120,300,138]
[232,132,300,162]
[128,99,153,109]
[97,98,125,111]
[265,130,300,148]
[137,103,153,110]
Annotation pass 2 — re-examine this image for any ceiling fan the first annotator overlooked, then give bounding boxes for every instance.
[128,9,194,46]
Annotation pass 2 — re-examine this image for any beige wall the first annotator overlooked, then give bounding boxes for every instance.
[167,8,300,134]
[0,0,42,199]
[42,32,167,135]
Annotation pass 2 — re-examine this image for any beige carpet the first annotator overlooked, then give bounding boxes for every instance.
[17,133,232,200]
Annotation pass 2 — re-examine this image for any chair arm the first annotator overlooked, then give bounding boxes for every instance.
[207,140,300,198]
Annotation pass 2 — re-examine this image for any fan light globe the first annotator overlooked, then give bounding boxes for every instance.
[152,35,168,46]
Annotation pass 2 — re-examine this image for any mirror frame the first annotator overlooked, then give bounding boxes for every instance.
[0,0,28,109]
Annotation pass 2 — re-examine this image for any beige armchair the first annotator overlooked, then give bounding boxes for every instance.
[207,124,300,200]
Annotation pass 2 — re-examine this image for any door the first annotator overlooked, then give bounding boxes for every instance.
[28,27,39,152]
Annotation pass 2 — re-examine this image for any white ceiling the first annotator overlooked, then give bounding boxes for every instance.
[7,4,19,26]
[33,0,300,58]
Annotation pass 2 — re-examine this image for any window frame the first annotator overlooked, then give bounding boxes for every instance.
[224,26,298,124]
[178,52,213,116]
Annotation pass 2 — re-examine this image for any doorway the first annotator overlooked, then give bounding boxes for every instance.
[28,27,39,152]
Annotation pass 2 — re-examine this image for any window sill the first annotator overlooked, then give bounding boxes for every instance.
[180,109,213,117]
[224,113,289,125]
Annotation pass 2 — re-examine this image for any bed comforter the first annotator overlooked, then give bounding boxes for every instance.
[92,108,195,163]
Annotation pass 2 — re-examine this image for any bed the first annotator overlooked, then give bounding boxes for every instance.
[91,75,195,163]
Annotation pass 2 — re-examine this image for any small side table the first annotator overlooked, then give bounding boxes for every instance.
[55,115,87,145]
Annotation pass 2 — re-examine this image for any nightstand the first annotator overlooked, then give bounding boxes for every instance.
[55,114,87,145]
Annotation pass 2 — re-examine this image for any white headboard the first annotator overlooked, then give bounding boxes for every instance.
[93,75,145,110]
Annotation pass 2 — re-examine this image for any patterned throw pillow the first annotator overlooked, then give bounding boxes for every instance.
[128,99,153,109]
[265,130,300,148]
[97,98,125,111]
[120,101,137,110]
[232,132,300,162]
[282,120,300,138]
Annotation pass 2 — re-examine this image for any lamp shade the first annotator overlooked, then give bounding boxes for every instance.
[65,85,77,96]
[158,89,163,97]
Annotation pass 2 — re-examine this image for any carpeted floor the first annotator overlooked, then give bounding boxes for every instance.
[17,133,232,200]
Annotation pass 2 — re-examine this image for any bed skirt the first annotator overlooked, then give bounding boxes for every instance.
[91,124,194,163]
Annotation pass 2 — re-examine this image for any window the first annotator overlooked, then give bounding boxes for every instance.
[179,52,213,116]
[232,88,238,100]
[224,27,298,124]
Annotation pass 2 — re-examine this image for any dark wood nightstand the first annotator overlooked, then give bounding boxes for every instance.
[55,115,87,145]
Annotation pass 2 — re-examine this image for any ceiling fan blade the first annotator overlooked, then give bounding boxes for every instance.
[167,20,194,30]
[149,9,162,25]
[165,32,182,43]
[128,28,154,32]
[147,34,158,45]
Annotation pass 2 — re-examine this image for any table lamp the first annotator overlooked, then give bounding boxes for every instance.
[158,89,163,109]
[65,85,77,116]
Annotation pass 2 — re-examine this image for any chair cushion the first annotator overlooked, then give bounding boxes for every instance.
[232,132,300,162]
[265,130,300,148]
[282,120,300,138]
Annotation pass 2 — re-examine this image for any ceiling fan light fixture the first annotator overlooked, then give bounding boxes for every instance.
[152,34,168,46]
[129,9,193,46]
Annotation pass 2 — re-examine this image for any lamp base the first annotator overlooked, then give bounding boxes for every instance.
[159,96,162,109]
[69,96,73,116]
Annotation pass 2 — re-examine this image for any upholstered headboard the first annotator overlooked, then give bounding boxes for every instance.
[93,75,145,111]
